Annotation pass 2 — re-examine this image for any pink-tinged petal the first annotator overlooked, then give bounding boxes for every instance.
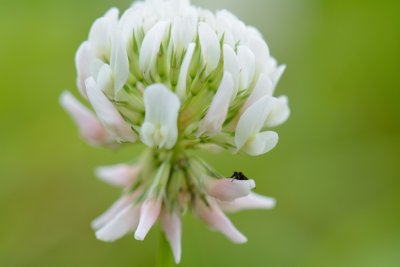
[91,194,136,230]
[205,178,256,202]
[196,199,247,244]
[219,193,276,213]
[60,91,109,146]
[96,203,140,242]
[134,198,162,240]
[95,164,140,188]
[85,77,137,143]
[161,210,182,264]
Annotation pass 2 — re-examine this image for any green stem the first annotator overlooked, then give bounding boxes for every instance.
[156,231,175,267]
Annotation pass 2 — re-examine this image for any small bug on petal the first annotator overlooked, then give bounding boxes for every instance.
[230,171,249,181]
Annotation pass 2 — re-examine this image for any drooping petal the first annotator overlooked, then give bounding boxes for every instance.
[140,84,181,149]
[265,96,290,128]
[198,22,221,74]
[91,194,136,230]
[176,42,196,100]
[235,95,277,152]
[197,72,234,136]
[95,164,140,187]
[161,210,182,264]
[242,74,273,111]
[96,203,140,242]
[196,199,247,244]
[60,91,109,146]
[237,45,256,90]
[85,77,137,143]
[110,32,129,92]
[205,178,256,202]
[134,198,162,240]
[219,193,276,213]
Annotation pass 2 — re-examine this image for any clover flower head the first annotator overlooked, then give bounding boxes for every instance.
[61,0,289,263]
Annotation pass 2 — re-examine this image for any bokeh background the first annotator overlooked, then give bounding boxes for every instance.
[1,0,399,266]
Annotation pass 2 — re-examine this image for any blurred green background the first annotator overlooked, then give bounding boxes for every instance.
[1,0,399,266]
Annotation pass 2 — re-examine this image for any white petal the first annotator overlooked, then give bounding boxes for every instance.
[161,211,182,264]
[110,32,129,92]
[89,58,106,79]
[176,42,195,100]
[140,122,156,147]
[96,204,140,242]
[96,64,113,94]
[235,96,277,151]
[75,42,94,97]
[135,198,162,240]
[91,194,136,230]
[265,96,290,128]
[219,193,276,213]
[88,14,116,58]
[223,44,240,99]
[248,34,270,74]
[242,74,273,111]
[104,7,119,21]
[198,22,221,74]
[215,12,235,47]
[85,78,136,143]
[242,131,279,156]
[197,72,234,136]
[172,16,197,51]
[139,21,169,76]
[95,164,140,188]
[140,84,181,149]
[196,199,247,244]
[60,91,109,146]
[217,10,247,45]
[205,178,256,201]
[271,64,286,90]
[237,45,256,90]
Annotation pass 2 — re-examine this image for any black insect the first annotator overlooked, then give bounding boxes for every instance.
[230,171,249,181]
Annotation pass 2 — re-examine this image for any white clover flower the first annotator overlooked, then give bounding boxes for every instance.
[61,0,289,264]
